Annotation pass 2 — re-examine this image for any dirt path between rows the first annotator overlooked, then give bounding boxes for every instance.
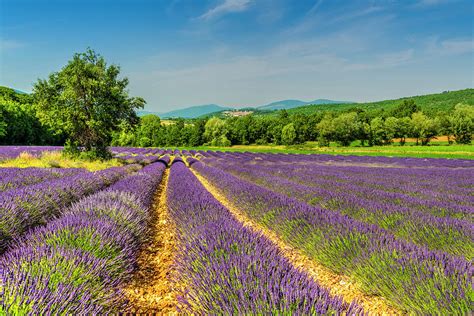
[123,168,179,314]
[191,168,401,315]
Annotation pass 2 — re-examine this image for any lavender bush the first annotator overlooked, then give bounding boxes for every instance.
[192,160,473,314]
[0,162,166,314]
[168,161,362,315]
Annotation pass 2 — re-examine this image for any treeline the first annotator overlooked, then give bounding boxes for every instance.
[0,87,65,145]
[2,83,473,149]
[112,100,474,147]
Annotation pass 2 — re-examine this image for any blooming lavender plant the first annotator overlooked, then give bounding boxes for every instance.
[206,158,474,258]
[0,162,166,314]
[168,161,363,315]
[192,160,473,314]
[0,165,137,252]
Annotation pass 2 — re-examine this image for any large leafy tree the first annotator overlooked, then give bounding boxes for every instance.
[330,112,361,146]
[450,103,474,144]
[204,117,230,146]
[410,112,440,145]
[136,114,161,147]
[0,112,6,137]
[281,123,297,145]
[33,49,145,158]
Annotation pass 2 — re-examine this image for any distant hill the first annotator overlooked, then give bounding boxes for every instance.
[277,89,474,116]
[143,98,352,119]
[257,99,352,111]
[0,86,33,103]
[138,104,232,119]
[137,89,473,120]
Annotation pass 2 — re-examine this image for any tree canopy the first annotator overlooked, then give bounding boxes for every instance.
[33,49,145,158]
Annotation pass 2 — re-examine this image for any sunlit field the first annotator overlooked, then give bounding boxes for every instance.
[0,146,472,314]
[172,142,474,159]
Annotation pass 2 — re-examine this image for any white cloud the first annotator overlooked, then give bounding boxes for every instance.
[439,39,473,55]
[199,0,253,20]
[0,38,24,52]
[346,49,414,71]
[286,3,387,36]
[424,37,474,56]
[413,0,457,7]
[308,0,324,16]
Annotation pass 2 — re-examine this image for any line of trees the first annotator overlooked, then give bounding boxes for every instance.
[0,87,64,145]
[111,100,474,147]
[1,48,472,152]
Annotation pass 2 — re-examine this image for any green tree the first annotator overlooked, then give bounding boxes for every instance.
[0,95,58,145]
[0,111,6,137]
[110,121,136,146]
[369,117,390,145]
[331,112,361,146]
[292,114,311,143]
[397,117,412,145]
[450,103,474,144]
[281,123,297,145]
[390,99,420,118]
[316,114,334,147]
[383,117,398,142]
[410,112,439,145]
[436,111,454,145]
[33,49,145,158]
[137,114,161,147]
[204,117,229,146]
[188,119,206,146]
[228,116,253,145]
[166,119,186,146]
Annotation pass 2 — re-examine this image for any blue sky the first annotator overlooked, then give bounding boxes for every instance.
[0,0,472,112]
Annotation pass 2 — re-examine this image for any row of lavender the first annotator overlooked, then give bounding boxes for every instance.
[206,151,473,208]
[167,161,363,314]
[0,167,83,193]
[200,150,474,168]
[0,162,166,314]
[191,159,473,314]
[203,153,473,258]
[0,164,143,253]
[201,151,472,213]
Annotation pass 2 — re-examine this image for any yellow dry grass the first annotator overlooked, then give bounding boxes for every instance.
[192,169,401,315]
[123,169,181,314]
[0,151,123,171]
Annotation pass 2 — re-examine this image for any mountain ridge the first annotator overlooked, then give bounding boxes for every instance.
[138,98,352,118]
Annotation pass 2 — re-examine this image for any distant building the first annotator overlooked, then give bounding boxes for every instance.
[223,110,254,117]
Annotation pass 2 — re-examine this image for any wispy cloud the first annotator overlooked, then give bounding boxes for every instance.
[414,0,456,7]
[439,39,473,55]
[308,0,324,16]
[199,0,253,20]
[346,49,415,71]
[286,3,387,36]
[0,38,25,52]
[332,6,384,23]
[424,37,473,56]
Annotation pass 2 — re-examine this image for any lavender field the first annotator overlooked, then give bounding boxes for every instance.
[0,146,472,314]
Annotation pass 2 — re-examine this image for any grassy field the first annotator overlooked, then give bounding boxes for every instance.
[0,151,124,170]
[173,142,474,159]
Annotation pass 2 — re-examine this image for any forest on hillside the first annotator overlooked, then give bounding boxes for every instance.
[1,85,473,148]
[112,89,474,147]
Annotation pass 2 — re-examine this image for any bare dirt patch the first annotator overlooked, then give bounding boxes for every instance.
[123,169,180,314]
